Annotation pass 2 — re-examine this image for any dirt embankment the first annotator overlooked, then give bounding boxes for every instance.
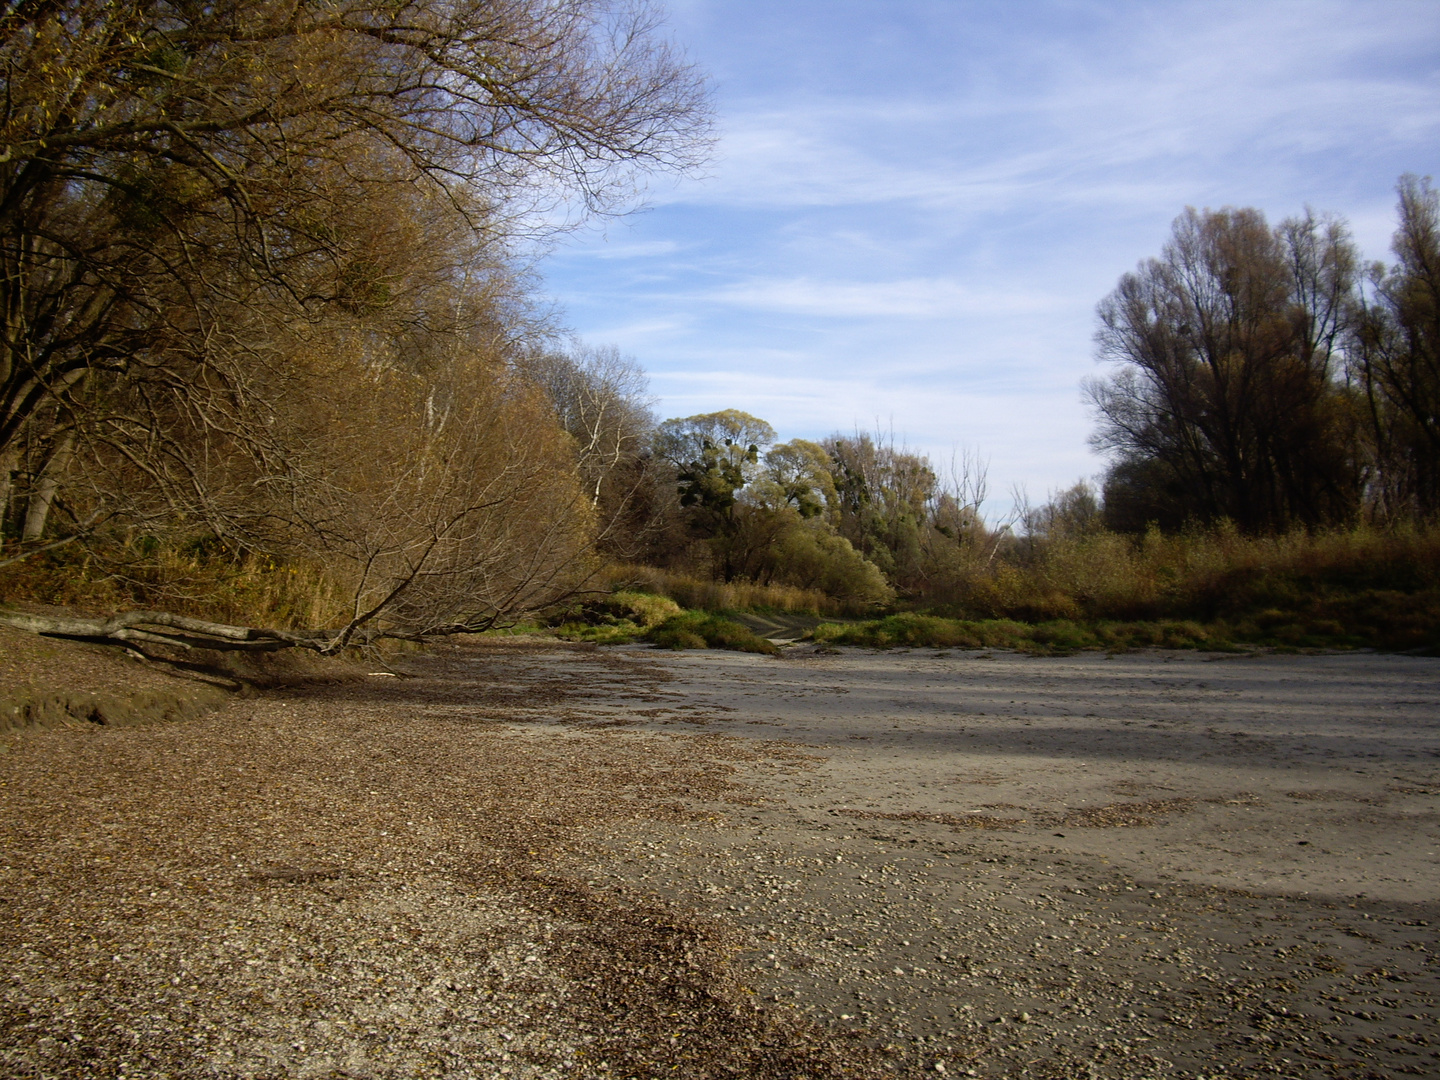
[0,622,371,732]
[1,625,225,731]
[1,634,1437,1078]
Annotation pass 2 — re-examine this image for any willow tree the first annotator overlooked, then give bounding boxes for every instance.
[0,0,707,519]
[0,0,710,646]
[1088,206,1361,533]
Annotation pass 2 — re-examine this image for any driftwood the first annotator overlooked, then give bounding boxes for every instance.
[0,610,325,654]
[0,609,507,656]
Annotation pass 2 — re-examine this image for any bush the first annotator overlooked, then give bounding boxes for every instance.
[549,591,683,644]
[599,564,853,616]
[769,522,895,608]
[915,523,1440,653]
[646,612,780,655]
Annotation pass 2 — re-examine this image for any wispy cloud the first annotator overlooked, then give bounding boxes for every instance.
[700,276,1064,319]
[562,238,684,260]
[674,1,1439,220]
[542,0,1440,504]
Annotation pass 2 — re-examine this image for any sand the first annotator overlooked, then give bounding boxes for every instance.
[573,645,1440,1077]
[1,639,1436,1078]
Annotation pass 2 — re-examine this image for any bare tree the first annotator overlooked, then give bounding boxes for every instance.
[1088,205,1362,533]
[0,0,710,550]
[1351,175,1440,521]
[520,342,654,508]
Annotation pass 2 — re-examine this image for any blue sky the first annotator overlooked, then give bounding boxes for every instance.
[540,0,1440,516]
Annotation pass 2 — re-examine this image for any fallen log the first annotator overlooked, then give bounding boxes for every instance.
[0,608,503,655]
[0,610,322,653]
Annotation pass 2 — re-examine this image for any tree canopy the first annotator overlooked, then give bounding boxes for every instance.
[1088,179,1439,533]
[0,0,711,647]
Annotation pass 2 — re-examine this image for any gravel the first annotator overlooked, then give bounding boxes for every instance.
[2,637,1437,1079]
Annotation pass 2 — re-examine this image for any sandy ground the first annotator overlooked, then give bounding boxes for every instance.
[572,646,1440,1078]
[1,639,1437,1078]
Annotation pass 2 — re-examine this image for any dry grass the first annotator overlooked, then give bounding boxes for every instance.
[915,523,1440,652]
[0,538,347,631]
[598,565,848,617]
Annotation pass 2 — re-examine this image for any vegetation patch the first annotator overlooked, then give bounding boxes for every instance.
[645,612,781,655]
[812,601,1440,656]
[550,591,684,645]
[813,614,1230,655]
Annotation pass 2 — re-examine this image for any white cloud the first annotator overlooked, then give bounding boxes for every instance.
[544,0,1440,506]
[563,238,684,260]
[698,276,1064,319]
[664,0,1439,223]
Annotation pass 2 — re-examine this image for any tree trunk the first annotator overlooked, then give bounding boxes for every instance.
[22,429,74,541]
[0,442,18,546]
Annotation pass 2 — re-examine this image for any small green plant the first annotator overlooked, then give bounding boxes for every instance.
[645,612,780,655]
[549,591,684,644]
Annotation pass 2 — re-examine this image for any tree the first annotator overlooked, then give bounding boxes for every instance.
[1023,481,1103,541]
[654,410,775,518]
[1351,175,1440,521]
[651,410,775,580]
[520,341,654,499]
[0,0,710,550]
[1,302,599,652]
[822,432,936,585]
[752,439,836,519]
[1088,206,1362,533]
[0,0,712,647]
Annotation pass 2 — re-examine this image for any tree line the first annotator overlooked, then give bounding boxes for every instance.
[1089,176,1440,534]
[542,176,1440,621]
[0,0,709,649]
[0,0,1433,648]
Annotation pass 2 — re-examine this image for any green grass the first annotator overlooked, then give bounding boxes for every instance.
[549,592,781,655]
[807,609,1440,655]
[644,611,780,655]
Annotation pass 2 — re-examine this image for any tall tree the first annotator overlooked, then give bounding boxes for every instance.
[1088,206,1361,533]
[0,0,709,542]
[754,439,837,520]
[653,410,775,518]
[822,432,935,585]
[652,410,774,580]
[1351,175,1440,521]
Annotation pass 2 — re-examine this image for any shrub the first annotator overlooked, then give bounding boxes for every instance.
[550,591,685,645]
[646,612,780,655]
[599,564,852,616]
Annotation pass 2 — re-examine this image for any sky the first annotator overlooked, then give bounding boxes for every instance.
[538,0,1440,517]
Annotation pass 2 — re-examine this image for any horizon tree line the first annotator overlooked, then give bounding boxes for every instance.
[1089,174,1439,534]
[0,9,1432,648]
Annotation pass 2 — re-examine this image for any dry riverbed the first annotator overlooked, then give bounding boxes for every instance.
[1,635,1437,1078]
